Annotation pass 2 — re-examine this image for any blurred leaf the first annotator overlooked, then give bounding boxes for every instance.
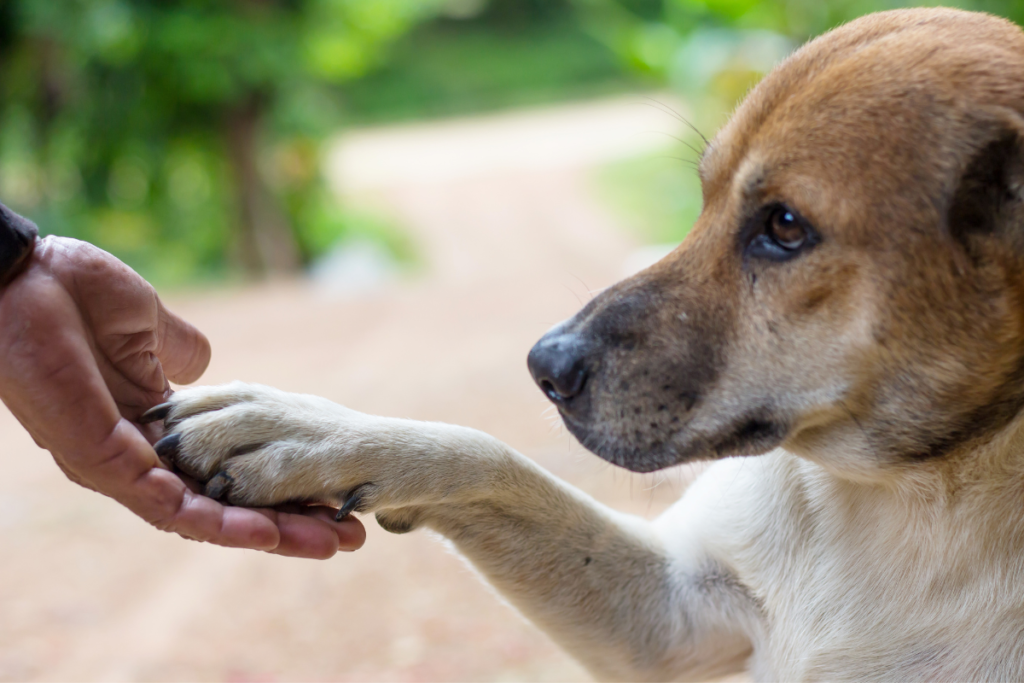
[0,0,456,285]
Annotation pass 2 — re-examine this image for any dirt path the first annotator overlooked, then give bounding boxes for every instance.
[0,96,713,682]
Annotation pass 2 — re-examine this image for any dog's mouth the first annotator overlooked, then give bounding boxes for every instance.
[559,403,789,473]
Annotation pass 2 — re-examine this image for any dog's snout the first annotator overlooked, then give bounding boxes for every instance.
[528,332,590,403]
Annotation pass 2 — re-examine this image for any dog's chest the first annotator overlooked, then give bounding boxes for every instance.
[751,564,1024,681]
[736,468,1024,680]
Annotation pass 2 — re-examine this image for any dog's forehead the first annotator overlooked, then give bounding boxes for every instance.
[701,8,1024,210]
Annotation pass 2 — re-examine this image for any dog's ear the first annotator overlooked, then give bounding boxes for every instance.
[947,111,1024,255]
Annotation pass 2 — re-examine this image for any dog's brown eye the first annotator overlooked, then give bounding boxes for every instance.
[744,204,819,262]
[768,208,806,250]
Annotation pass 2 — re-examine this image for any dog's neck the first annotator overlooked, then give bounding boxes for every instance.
[920,409,1024,500]
[792,409,1024,528]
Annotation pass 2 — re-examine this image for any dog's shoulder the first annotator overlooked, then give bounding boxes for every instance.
[654,450,817,615]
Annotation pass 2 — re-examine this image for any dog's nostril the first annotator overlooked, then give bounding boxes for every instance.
[540,371,585,402]
[540,379,575,404]
[538,364,587,402]
[528,331,590,403]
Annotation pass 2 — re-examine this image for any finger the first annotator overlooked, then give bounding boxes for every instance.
[270,512,341,559]
[156,302,211,385]
[44,238,207,400]
[0,269,134,465]
[138,467,280,550]
[45,238,168,398]
[135,419,164,446]
[0,269,202,531]
[105,453,358,557]
[301,506,368,552]
[252,507,366,559]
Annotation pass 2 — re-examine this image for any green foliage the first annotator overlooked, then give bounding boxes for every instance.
[340,12,638,123]
[0,0,450,285]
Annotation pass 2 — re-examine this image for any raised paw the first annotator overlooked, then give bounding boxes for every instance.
[146,382,362,508]
[143,382,482,535]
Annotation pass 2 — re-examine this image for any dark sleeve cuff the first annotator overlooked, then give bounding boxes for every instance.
[0,201,39,287]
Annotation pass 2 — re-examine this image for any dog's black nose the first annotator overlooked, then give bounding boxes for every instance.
[528,331,590,403]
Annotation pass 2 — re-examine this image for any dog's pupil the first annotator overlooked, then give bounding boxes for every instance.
[773,210,803,247]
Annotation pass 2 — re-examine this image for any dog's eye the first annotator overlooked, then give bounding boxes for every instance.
[768,208,805,250]
[746,204,818,261]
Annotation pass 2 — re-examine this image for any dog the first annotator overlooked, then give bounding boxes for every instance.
[145,8,1024,680]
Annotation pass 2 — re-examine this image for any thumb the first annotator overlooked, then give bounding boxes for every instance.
[156,300,212,385]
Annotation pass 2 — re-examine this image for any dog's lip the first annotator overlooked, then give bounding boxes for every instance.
[557,409,692,471]
[559,405,789,471]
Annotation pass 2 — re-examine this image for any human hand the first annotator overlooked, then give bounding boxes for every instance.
[0,231,365,557]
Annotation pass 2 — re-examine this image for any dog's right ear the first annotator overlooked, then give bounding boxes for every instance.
[946,110,1024,256]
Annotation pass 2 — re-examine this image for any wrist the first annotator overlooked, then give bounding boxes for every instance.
[0,202,39,288]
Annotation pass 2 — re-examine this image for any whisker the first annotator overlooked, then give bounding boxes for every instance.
[653,131,705,159]
[655,155,699,165]
[643,471,666,492]
[640,97,710,148]
[653,155,702,175]
[563,282,585,308]
[567,272,596,303]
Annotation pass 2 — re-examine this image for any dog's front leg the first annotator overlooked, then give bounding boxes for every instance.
[153,383,753,681]
[421,465,755,682]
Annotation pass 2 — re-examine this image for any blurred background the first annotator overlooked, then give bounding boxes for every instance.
[2,0,1023,681]
[2,0,1020,285]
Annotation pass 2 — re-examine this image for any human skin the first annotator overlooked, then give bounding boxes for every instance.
[0,234,365,557]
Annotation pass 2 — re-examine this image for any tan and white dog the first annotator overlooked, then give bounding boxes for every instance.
[146,8,1024,681]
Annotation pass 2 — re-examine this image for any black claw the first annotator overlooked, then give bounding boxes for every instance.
[204,471,234,500]
[335,489,365,521]
[140,403,173,424]
[154,433,182,461]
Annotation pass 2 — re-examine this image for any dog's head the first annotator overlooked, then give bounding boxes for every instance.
[529,8,1024,478]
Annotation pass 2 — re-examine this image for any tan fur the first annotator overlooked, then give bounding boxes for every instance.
[160,9,1024,680]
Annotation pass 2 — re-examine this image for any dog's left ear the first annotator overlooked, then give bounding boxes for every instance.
[947,110,1024,255]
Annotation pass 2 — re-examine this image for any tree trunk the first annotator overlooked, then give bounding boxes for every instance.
[223,94,301,277]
